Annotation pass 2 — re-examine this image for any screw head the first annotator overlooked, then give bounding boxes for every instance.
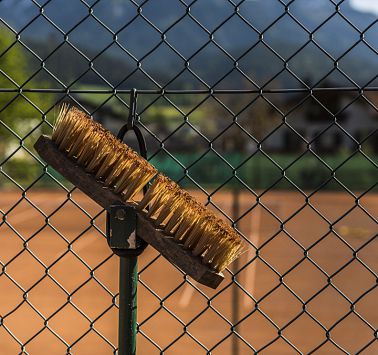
[115,208,127,221]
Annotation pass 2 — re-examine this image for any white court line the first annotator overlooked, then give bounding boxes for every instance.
[2,200,102,260]
[51,235,96,261]
[243,203,283,308]
[179,281,197,308]
[178,204,265,309]
[2,201,55,224]
[3,199,99,225]
[243,206,261,308]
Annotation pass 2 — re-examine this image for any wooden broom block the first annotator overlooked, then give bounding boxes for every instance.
[34,135,224,289]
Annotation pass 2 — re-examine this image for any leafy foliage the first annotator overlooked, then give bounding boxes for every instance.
[0,26,52,160]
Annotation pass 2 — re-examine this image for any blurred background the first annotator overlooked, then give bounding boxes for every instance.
[0,0,377,354]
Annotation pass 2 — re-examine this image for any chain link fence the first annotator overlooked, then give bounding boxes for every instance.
[0,0,377,354]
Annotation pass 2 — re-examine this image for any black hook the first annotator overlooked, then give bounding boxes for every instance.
[118,88,138,138]
[117,125,147,162]
[107,88,148,256]
[117,89,147,160]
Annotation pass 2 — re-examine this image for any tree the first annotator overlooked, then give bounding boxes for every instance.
[0,26,49,160]
[208,92,281,154]
[0,26,52,187]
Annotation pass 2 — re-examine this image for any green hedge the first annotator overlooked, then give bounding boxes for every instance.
[1,153,376,191]
[150,152,378,191]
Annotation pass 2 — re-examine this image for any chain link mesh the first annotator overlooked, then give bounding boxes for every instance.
[0,0,377,354]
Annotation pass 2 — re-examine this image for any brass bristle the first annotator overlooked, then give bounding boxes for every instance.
[52,105,157,202]
[138,173,245,272]
[52,105,244,272]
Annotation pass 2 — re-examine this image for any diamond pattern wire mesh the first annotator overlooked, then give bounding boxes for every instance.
[0,0,377,354]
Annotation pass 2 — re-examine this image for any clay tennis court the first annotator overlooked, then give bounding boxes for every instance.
[0,189,377,354]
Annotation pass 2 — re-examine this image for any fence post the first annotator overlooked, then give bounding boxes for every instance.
[107,204,143,355]
[114,89,146,355]
[118,256,138,355]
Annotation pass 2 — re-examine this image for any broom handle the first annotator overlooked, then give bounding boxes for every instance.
[119,255,138,355]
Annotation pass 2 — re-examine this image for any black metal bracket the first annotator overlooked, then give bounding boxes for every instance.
[106,203,145,257]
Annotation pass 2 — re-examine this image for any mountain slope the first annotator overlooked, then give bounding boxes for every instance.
[0,0,377,87]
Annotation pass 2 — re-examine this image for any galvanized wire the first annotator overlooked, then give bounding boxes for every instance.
[0,0,377,354]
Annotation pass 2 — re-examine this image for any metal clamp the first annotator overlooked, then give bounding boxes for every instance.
[106,203,145,257]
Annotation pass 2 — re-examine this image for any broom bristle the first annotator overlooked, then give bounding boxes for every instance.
[52,105,245,272]
[52,105,157,201]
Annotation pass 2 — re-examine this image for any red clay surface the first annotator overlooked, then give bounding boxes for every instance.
[0,189,377,354]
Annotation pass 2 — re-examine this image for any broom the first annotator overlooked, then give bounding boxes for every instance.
[35,104,245,286]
